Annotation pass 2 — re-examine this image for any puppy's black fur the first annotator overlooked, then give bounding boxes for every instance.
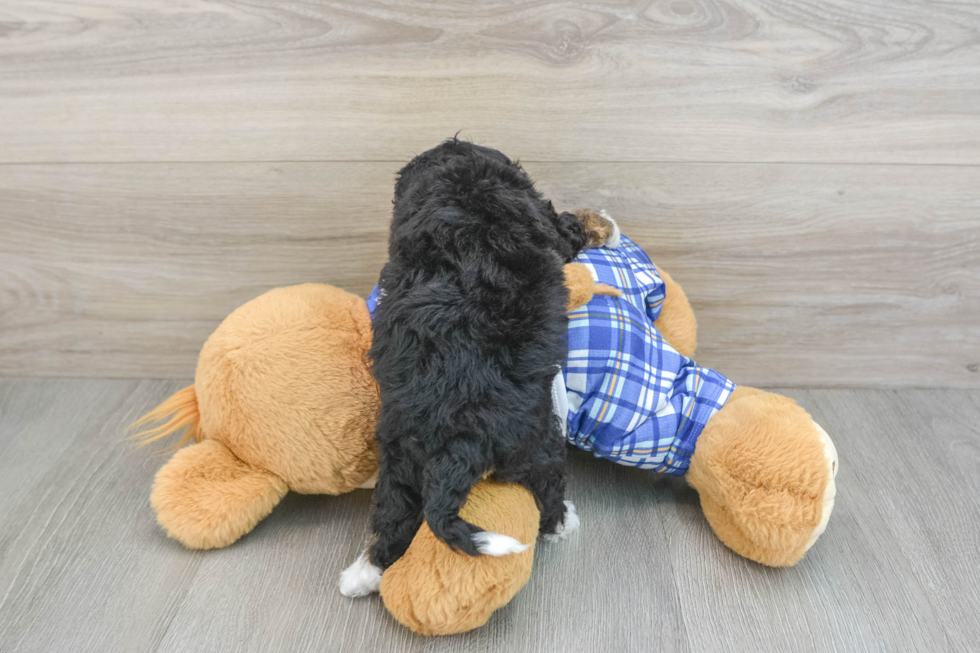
[367,139,586,567]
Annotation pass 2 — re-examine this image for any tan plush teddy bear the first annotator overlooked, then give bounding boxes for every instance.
[135,238,836,636]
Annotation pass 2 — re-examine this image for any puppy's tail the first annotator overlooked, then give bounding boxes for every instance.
[423,450,530,558]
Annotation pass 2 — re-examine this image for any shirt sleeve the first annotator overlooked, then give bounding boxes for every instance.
[616,239,666,324]
[365,284,381,318]
[644,266,666,324]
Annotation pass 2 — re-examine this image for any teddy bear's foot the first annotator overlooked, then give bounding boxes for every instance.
[803,422,838,553]
[151,439,289,550]
[380,480,539,635]
[542,500,581,543]
[339,551,383,597]
[687,387,839,567]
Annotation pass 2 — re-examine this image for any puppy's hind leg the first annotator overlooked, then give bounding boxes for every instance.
[339,455,423,598]
[528,462,579,543]
[509,422,579,543]
[542,500,580,543]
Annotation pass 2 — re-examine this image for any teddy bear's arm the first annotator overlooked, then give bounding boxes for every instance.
[565,259,695,356]
[651,266,698,358]
[563,263,622,312]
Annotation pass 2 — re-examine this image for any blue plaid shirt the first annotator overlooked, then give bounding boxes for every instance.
[561,237,734,474]
[365,236,734,476]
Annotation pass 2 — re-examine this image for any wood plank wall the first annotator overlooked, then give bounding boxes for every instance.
[1,0,978,385]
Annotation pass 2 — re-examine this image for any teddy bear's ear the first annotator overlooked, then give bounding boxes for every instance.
[150,439,288,550]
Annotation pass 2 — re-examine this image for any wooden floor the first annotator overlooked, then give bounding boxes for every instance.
[0,378,977,652]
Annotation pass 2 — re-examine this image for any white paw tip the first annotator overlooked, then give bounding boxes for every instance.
[338,552,382,597]
[543,500,581,542]
[472,531,530,556]
[598,210,621,249]
[562,500,581,534]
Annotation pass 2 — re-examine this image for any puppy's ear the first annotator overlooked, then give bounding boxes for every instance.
[552,211,587,262]
[574,209,620,248]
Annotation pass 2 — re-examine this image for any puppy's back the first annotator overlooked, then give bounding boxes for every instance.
[370,140,574,556]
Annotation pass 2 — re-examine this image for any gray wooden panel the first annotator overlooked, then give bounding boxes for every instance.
[0,162,395,378]
[0,1,977,164]
[800,388,980,652]
[2,380,979,652]
[0,379,204,653]
[2,162,978,386]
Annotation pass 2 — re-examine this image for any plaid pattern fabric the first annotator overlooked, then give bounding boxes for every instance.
[563,236,734,475]
[366,285,384,315]
[364,235,734,476]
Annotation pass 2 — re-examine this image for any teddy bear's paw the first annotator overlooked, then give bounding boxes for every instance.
[803,421,839,553]
[688,391,841,567]
[339,551,383,597]
[597,210,621,249]
[542,500,580,543]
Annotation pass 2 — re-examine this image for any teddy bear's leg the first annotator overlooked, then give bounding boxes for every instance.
[686,387,838,567]
[380,479,539,636]
[651,266,698,359]
[151,439,288,550]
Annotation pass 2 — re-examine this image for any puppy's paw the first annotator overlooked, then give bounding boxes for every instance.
[339,551,383,597]
[542,501,581,543]
[472,531,531,556]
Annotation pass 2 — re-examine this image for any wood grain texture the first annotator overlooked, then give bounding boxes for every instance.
[1,379,979,652]
[0,0,978,164]
[799,388,980,652]
[2,161,977,385]
[0,379,204,653]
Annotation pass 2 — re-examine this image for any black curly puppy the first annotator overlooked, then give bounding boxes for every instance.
[340,139,587,596]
